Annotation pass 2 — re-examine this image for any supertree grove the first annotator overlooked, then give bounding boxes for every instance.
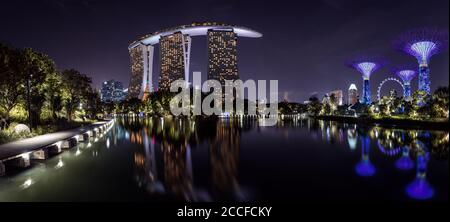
[392,65,417,101]
[394,27,448,95]
[347,57,385,104]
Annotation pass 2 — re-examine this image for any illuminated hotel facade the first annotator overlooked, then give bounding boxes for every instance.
[128,22,262,99]
[207,29,239,86]
[159,32,191,91]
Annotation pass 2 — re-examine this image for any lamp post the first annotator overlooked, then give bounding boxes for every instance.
[26,74,33,132]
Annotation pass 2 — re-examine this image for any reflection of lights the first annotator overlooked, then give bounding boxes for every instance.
[355,136,375,177]
[21,178,33,189]
[348,138,357,150]
[355,159,376,177]
[55,158,64,169]
[405,144,434,200]
[406,177,434,200]
[87,142,92,148]
[75,149,82,156]
[395,147,414,171]
[106,138,110,148]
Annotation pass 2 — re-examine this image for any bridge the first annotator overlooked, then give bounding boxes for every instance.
[0,120,114,176]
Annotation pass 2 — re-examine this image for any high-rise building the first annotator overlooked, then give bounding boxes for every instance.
[207,29,239,86]
[128,44,154,99]
[348,84,358,105]
[127,23,262,99]
[101,80,126,103]
[329,90,343,106]
[159,32,191,91]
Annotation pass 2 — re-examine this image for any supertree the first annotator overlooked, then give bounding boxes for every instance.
[347,57,385,104]
[394,27,448,95]
[392,65,417,101]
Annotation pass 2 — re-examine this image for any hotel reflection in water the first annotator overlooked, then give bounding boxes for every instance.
[115,117,448,201]
[119,117,245,201]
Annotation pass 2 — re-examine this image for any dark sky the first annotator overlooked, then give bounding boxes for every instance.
[1,0,448,102]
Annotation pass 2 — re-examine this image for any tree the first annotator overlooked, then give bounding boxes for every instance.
[45,71,64,120]
[307,96,322,116]
[21,48,58,126]
[85,89,102,119]
[0,44,25,122]
[411,90,431,118]
[61,69,92,121]
[431,86,449,118]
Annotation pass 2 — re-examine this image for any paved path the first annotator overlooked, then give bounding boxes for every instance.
[0,121,111,161]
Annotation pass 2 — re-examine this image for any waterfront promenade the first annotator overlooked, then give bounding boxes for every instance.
[0,120,114,176]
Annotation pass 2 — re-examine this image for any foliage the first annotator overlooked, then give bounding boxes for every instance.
[0,43,98,133]
[307,96,322,116]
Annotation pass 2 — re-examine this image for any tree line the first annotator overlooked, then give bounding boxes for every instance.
[0,43,101,128]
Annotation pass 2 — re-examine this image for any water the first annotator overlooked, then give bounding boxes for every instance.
[0,117,448,202]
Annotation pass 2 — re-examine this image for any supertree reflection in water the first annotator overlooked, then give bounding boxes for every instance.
[406,141,434,200]
[355,135,376,177]
[395,146,414,171]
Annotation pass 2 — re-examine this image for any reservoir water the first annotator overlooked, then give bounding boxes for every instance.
[0,117,448,202]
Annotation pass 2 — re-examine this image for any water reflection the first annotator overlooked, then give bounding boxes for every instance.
[116,117,448,201]
[126,117,247,201]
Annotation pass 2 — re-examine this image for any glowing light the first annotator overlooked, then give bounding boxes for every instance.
[395,28,448,95]
[410,41,437,63]
[395,155,414,171]
[75,149,82,156]
[356,62,377,79]
[355,160,376,177]
[20,152,31,160]
[55,158,64,169]
[21,178,33,189]
[349,83,357,90]
[106,138,110,148]
[347,137,357,150]
[406,178,434,200]
[396,70,417,83]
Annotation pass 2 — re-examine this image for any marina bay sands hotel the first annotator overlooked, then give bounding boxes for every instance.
[127,22,262,99]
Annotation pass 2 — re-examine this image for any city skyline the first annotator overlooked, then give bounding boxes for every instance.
[0,0,448,102]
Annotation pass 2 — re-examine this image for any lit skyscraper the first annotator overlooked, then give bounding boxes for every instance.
[127,23,262,98]
[128,44,154,99]
[159,32,191,91]
[348,84,358,105]
[207,29,239,86]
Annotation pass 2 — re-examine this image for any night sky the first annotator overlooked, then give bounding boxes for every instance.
[1,0,448,102]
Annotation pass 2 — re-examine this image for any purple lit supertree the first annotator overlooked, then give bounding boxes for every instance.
[394,28,449,95]
[346,57,385,104]
[392,65,417,101]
